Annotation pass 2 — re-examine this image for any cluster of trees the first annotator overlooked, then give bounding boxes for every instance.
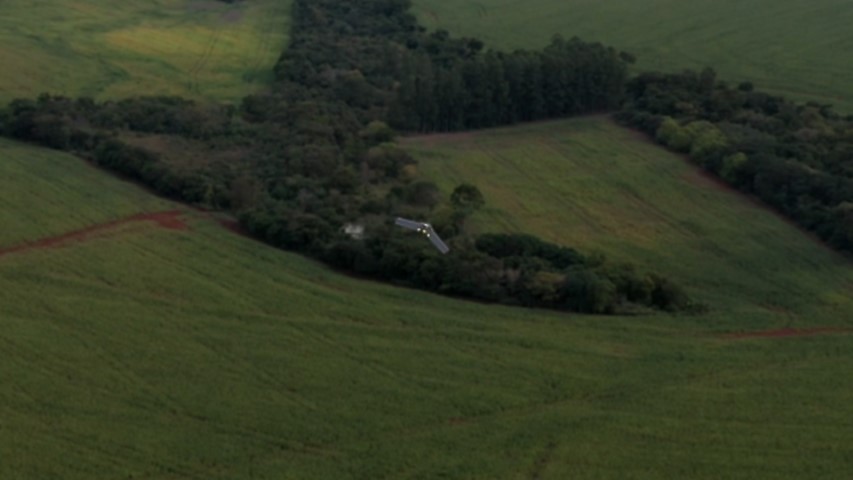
[3,95,237,147]
[617,69,853,252]
[474,233,688,312]
[1,94,238,206]
[391,36,630,132]
[268,0,631,131]
[0,0,693,314]
[240,212,690,313]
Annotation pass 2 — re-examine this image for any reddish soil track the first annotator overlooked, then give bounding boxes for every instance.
[618,118,851,262]
[724,327,853,340]
[215,217,245,235]
[0,210,187,259]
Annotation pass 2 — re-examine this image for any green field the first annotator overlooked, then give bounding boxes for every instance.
[2,130,853,477]
[0,0,290,104]
[404,116,853,321]
[0,139,171,247]
[411,0,853,112]
[4,0,853,477]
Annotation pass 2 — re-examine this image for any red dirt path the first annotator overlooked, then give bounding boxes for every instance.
[0,210,187,259]
[724,327,853,339]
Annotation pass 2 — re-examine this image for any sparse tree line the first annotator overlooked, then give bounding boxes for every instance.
[0,0,694,314]
[616,69,853,253]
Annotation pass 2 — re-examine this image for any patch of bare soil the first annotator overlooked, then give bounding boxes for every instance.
[614,118,850,262]
[403,131,476,148]
[723,327,853,340]
[0,211,188,259]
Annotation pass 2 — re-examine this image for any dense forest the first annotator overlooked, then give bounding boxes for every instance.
[617,70,853,252]
[389,36,630,131]
[0,0,714,314]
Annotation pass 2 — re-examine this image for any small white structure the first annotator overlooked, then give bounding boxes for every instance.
[343,223,365,240]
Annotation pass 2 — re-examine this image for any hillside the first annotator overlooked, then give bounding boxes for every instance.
[3,0,853,477]
[0,0,290,104]
[411,0,853,112]
[404,116,853,323]
[0,139,172,246]
[3,133,853,478]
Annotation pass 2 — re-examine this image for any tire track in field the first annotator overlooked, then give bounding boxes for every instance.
[4,307,324,472]
[0,335,210,477]
[28,209,323,412]
[0,334,145,407]
[723,327,853,340]
[35,213,327,413]
[188,330,322,412]
[245,2,281,82]
[7,331,328,472]
[284,316,435,395]
[479,137,605,233]
[1,406,146,477]
[190,18,223,75]
[0,210,187,260]
[530,439,558,480]
[187,12,226,93]
[34,306,200,417]
[474,1,488,18]
[370,338,846,446]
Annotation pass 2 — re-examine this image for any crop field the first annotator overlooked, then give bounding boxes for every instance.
[0,0,291,104]
[411,0,853,112]
[0,139,171,247]
[403,116,853,330]
[2,135,853,477]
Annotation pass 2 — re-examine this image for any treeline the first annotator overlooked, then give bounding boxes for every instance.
[267,0,631,131]
[4,95,234,143]
[241,209,691,313]
[617,69,853,252]
[0,0,693,314]
[391,36,629,131]
[1,95,239,207]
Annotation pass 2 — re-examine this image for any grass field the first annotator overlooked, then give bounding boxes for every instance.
[2,131,853,477]
[404,116,853,321]
[0,139,171,247]
[411,0,853,112]
[0,0,291,104]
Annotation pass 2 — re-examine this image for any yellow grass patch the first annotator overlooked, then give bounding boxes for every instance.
[0,0,290,103]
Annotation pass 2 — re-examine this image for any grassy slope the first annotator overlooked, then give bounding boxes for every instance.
[2,137,853,478]
[411,0,853,112]
[404,116,853,323]
[0,139,171,247]
[0,0,291,104]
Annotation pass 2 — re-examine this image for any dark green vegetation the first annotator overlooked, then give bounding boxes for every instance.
[3,133,853,480]
[266,0,630,130]
[0,0,291,103]
[390,35,629,131]
[617,70,853,254]
[0,0,686,313]
[411,0,853,112]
